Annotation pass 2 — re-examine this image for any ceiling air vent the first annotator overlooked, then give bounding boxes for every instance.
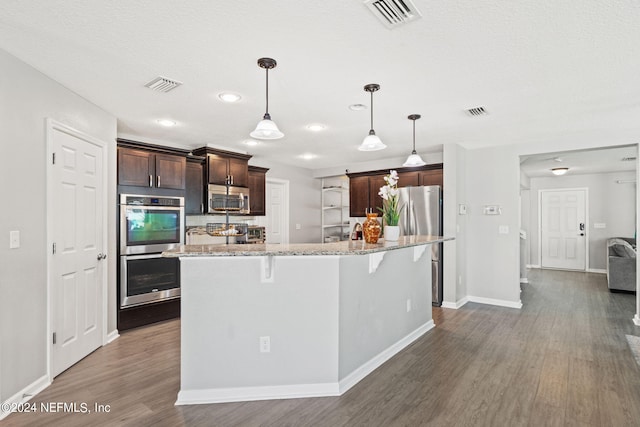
[144,76,183,93]
[364,0,422,29]
[466,106,488,117]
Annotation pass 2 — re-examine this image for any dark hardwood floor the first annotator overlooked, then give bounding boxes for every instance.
[5,269,640,426]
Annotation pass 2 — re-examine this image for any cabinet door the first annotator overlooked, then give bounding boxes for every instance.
[419,169,443,188]
[349,176,370,217]
[397,171,419,187]
[248,170,266,216]
[118,148,153,187]
[368,174,387,216]
[228,158,249,187]
[155,154,186,189]
[207,155,229,185]
[185,161,204,214]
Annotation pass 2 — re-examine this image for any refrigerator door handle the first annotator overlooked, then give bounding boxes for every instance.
[412,202,418,235]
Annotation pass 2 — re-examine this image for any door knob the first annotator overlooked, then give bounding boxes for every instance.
[97,253,107,260]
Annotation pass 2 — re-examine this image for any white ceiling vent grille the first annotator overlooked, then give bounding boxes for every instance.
[364,0,422,29]
[144,76,183,93]
[466,106,488,117]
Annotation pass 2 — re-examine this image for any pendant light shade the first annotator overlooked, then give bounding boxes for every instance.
[358,84,386,151]
[402,114,426,167]
[250,57,284,140]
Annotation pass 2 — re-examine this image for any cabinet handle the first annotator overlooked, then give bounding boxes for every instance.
[149,175,152,187]
[231,175,234,185]
[157,176,160,187]
[200,203,204,214]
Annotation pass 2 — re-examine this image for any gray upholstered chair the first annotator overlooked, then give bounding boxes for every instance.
[606,237,636,292]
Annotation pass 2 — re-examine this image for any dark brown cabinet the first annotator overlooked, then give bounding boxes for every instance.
[192,147,251,188]
[118,146,186,190]
[348,164,443,217]
[248,166,269,216]
[185,159,205,214]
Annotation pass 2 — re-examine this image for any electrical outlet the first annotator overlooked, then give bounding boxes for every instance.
[9,230,20,249]
[260,336,270,353]
[406,299,412,312]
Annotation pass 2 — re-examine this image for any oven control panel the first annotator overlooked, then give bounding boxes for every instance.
[121,194,183,207]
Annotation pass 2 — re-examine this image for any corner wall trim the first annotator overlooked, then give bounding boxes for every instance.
[441,297,469,309]
[106,330,120,344]
[175,321,435,405]
[468,296,523,309]
[0,375,50,421]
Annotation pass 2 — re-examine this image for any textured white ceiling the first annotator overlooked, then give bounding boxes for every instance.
[1,0,639,170]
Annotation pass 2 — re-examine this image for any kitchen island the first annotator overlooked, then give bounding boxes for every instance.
[164,236,449,405]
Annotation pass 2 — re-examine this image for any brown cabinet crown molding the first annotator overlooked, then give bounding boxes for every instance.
[346,163,443,179]
[192,146,252,161]
[117,138,191,156]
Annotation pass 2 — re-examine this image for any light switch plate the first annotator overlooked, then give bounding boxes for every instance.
[484,205,501,215]
[593,223,606,229]
[498,225,509,234]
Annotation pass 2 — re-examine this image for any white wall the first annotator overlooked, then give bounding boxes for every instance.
[0,49,117,403]
[527,172,636,270]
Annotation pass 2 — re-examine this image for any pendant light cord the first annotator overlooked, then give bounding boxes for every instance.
[412,119,416,151]
[370,90,374,132]
[265,68,269,116]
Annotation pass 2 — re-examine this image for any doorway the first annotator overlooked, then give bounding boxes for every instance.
[47,119,108,377]
[539,188,588,271]
[264,178,290,244]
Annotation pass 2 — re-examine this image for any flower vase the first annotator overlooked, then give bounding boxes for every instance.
[363,213,381,244]
[384,225,400,242]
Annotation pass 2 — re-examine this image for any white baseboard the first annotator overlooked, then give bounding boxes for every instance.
[175,321,435,405]
[441,297,469,309]
[527,264,541,269]
[106,329,120,344]
[520,278,529,284]
[587,268,606,274]
[0,375,50,421]
[338,320,435,394]
[634,314,640,327]
[468,296,523,309]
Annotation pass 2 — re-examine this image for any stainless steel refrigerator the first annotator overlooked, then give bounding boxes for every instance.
[397,185,443,306]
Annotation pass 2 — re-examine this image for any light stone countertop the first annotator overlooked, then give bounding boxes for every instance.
[163,235,452,257]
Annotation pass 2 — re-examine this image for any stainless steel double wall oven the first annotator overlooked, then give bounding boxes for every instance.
[119,194,184,308]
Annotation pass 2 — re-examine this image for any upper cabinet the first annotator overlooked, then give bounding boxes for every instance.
[117,140,187,190]
[248,166,269,216]
[348,164,443,217]
[192,147,251,188]
[185,157,205,214]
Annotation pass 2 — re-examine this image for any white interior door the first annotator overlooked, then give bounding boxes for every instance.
[50,122,106,377]
[540,189,587,270]
[265,179,289,244]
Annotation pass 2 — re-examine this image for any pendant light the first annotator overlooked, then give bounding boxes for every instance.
[358,83,386,151]
[250,57,284,140]
[402,114,427,167]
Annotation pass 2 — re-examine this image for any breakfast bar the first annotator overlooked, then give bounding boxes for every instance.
[164,236,448,405]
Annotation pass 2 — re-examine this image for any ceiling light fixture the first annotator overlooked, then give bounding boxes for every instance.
[402,114,426,167]
[551,167,569,175]
[157,119,176,127]
[300,153,316,160]
[218,92,241,103]
[306,124,326,131]
[250,57,284,140]
[358,84,386,151]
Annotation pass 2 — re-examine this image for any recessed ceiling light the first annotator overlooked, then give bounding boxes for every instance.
[306,124,326,131]
[157,119,176,127]
[300,153,316,160]
[218,92,242,103]
[243,140,259,146]
[551,167,569,175]
[349,104,368,111]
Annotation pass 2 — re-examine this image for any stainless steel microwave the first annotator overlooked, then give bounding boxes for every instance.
[208,184,250,214]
